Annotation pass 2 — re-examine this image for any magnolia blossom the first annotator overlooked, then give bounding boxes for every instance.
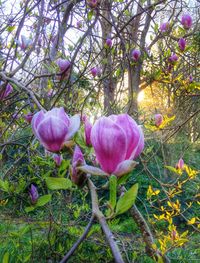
[154,114,163,127]
[160,22,170,33]
[90,67,101,78]
[90,114,144,176]
[87,0,98,8]
[176,158,184,170]
[56,58,71,76]
[71,145,86,186]
[24,112,34,124]
[13,112,19,119]
[189,75,193,83]
[0,83,13,100]
[131,49,141,62]
[20,35,32,50]
[53,154,63,166]
[31,107,80,152]
[83,116,92,146]
[181,14,192,29]
[76,21,83,28]
[29,184,39,204]
[178,38,186,51]
[105,38,112,48]
[169,54,178,63]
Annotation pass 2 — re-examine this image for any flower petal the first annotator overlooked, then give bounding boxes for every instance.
[37,116,68,152]
[31,111,45,137]
[77,165,108,176]
[111,114,142,160]
[66,114,80,140]
[91,116,127,174]
[114,160,138,177]
[129,126,144,159]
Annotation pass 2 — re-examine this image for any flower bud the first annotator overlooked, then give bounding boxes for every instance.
[87,0,98,8]
[0,83,13,100]
[20,35,32,50]
[24,112,34,124]
[76,21,83,29]
[160,22,170,33]
[176,158,184,170]
[105,38,112,48]
[56,59,71,75]
[90,67,101,78]
[189,75,193,83]
[154,114,163,127]
[181,14,192,29]
[178,38,186,51]
[131,49,141,62]
[71,145,86,186]
[53,154,63,166]
[29,184,39,204]
[169,54,178,64]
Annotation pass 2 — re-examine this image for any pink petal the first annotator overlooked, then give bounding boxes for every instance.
[45,107,70,127]
[91,117,127,174]
[114,160,138,177]
[66,114,80,140]
[37,116,68,152]
[129,126,144,159]
[110,114,142,160]
[31,111,45,137]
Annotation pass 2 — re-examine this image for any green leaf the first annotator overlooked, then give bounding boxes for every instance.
[45,177,72,190]
[3,252,9,263]
[109,175,117,210]
[58,160,70,177]
[36,194,51,207]
[117,173,132,186]
[165,166,179,174]
[115,183,138,216]
[87,10,94,21]
[25,206,35,213]
[7,26,15,32]
[0,179,9,192]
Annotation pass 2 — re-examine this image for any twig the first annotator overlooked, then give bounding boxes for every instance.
[59,214,95,263]
[87,178,125,263]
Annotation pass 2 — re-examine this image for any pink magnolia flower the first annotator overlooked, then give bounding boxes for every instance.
[131,49,141,62]
[181,14,192,29]
[87,0,98,8]
[90,67,101,78]
[189,75,193,83]
[154,114,163,127]
[24,112,34,124]
[53,154,63,166]
[56,58,71,74]
[0,83,13,100]
[31,107,80,152]
[29,184,39,204]
[47,89,56,97]
[76,21,83,29]
[91,114,144,176]
[13,112,19,119]
[160,22,170,33]
[105,38,112,48]
[83,116,92,146]
[20,35,32,50]
[178,38,186,51]
[169,54,178,63]
[175,158,184,170]
[72,145,86,185]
